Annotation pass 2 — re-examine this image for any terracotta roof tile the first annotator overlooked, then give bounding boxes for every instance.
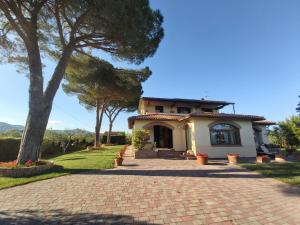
[252,120,276,125]
[128,112,266,129]
[187,112,265,121]
[128,113,186,128]
[141,97,233,105]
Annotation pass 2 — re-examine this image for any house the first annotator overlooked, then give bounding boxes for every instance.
[128,97,275,158]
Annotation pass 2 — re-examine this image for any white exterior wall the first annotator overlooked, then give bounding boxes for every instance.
[133,120,186,151]
[132,118,258,158]
[191,118,257,158]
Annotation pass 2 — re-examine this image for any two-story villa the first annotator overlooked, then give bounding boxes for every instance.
[128,97,275,158]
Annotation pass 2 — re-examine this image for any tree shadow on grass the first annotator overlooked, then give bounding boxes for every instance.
[0,209,157,225]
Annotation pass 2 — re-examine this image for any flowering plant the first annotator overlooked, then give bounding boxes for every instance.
[25,160,33,167]
[0,160,17,168]
[196,153,208,157]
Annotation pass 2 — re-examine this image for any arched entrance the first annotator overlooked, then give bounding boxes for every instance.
[154,125,173,148]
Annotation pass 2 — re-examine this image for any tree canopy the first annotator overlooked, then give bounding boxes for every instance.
[0,0,163,163]
[269,115,300,148]
[63,54,151,146]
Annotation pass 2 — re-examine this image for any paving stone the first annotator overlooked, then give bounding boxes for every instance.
[0,158,299,225]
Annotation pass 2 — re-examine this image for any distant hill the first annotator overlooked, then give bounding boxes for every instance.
[0,122,24,132]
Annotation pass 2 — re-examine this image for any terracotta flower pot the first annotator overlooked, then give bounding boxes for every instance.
[256,156,270,163]
[196,154,208,165]
[275,154,286,162]
[115,158,123,166]
[227,154,239,164]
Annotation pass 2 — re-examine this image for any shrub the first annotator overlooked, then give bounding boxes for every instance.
[0,138,21,162]
[132,129,150,150]
[101,134,126,145]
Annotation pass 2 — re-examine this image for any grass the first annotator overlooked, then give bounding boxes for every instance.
[0,145,122,190]
[241,162,300,186]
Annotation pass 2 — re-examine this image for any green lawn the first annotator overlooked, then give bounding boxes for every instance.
[241,162,300,186]
[0,145,122,189]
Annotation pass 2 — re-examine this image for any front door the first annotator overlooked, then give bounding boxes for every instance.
[154,125,173,148]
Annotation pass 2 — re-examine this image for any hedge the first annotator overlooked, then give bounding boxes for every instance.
[0,138,92,162]
[101,135,126,145]
[0,138,20,162]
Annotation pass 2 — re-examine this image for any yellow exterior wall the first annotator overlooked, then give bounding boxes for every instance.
[138,101,219,114]
[191,118,257,158]
[133,120,186,151]
[132,118,258,158]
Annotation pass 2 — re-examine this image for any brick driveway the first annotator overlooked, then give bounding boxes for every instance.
[0,159,300,225]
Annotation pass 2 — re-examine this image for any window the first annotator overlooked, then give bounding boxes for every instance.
[177,107,191,114]
[210,123,241,145]
[202,108,213,113]
[155,106,164,113]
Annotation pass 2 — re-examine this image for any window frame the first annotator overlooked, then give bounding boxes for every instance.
[209,123,242,146]
[177,107,191,114]
[155,105,164,113]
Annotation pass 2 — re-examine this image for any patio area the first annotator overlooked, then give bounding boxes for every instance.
[0,158,300,225]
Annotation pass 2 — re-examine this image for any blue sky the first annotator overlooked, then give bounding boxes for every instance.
[0,0,300,132]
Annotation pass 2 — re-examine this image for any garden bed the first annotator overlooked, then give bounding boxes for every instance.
[0,161,54,178]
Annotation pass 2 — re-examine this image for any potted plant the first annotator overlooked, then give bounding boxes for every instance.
[196,153,208,165]
[256,155,270,163]
[186,150,196,160]
[115,152,123,166]
[227,153,239,164]
[275,153,286,162]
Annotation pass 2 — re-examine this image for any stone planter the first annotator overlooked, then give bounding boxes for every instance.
[256,156,270,163]
[227,154,239,164]
[0,161,54,178]
[196,154,208,165]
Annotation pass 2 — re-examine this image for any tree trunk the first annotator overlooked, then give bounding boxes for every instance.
[17,103,52,164]
[107,121,113,144]
[17,44,73,164]
[94,99,100,147]
[94,100,105,147]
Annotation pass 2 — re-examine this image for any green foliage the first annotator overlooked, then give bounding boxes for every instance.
[0,130,94,162]
[269,116,300,148]
[0,1,164,66]
[132,129,150,150]
[0,138,20,162]
[0,0,163,163]
[241,162,300,186]
[125,132,132,144]
[0,130,22,138]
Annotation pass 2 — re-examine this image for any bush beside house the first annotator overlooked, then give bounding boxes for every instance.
[132,129,150,150]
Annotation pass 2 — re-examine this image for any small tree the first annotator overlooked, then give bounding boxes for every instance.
[132,129,150,150]
[105,68,151,144]
[269,116,300,149]
[0,1,163,164]
[64,55,126,147]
